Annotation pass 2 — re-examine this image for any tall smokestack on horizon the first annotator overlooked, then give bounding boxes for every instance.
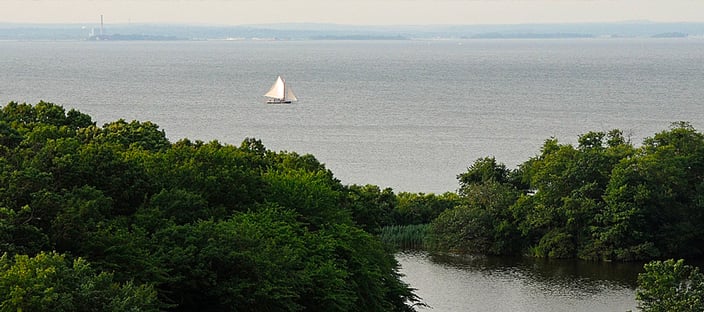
[100,15,104,36]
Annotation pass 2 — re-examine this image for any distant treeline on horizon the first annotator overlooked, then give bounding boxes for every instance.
[1,21,703,41]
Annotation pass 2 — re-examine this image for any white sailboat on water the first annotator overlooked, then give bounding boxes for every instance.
[264,75,298,104]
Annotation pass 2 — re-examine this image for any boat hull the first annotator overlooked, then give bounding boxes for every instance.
[266,100,293,104]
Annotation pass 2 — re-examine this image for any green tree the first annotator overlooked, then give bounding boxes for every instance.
[599,123,704,260]
[153,207,308,311]
[94,119,170,152]
[393,192,459,225]
[345,184,396,233]
[50,186,113,252]
[0,206,50,255]
[263,169,350,228]
[428,158,522,254]
[308,224,420,312]
[1,101,93,138]
[635,259,704,312]
[0,121,22,148]
[0,251,159,312]
[518,131,634,259]
[146,140,265,211]
[457,157,511,186]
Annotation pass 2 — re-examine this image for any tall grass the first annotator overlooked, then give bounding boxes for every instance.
[379,224,429,250]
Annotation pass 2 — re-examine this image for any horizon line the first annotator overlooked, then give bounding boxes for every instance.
[3,20,704,27]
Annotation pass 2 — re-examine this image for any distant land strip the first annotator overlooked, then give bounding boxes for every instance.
[0,21,703,41]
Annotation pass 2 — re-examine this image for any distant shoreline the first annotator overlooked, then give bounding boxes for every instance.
[1,21,703,41]
[1,37,703,43]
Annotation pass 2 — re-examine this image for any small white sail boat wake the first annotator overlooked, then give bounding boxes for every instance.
[264,75,298,104]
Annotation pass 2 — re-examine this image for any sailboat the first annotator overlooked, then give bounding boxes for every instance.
[264,75,298,104]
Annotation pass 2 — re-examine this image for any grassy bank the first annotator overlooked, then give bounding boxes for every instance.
[380,224,429,250]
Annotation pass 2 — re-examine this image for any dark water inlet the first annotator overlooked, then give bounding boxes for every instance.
[397,251,641,311]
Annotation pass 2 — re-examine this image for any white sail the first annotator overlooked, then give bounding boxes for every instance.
[264,75,297,103]
[264,76,286,100]
[285,85,297,102]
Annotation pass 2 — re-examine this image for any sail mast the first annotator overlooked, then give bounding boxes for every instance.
[282,76,286,101]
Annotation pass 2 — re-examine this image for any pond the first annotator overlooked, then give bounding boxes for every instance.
[397,251,643,312]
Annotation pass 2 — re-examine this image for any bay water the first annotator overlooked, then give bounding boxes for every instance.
[2,39,703,194]
[2,38,703,310]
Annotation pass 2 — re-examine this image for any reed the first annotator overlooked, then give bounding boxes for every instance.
[379,224,429,250]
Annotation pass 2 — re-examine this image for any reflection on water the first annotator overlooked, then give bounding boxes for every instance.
[397,251,641,312]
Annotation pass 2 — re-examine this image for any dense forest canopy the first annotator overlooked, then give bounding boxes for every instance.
[426,123,704,262]
[0,101,419,311]
[2,101,703,310]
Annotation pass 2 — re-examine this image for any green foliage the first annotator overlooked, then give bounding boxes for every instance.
[0,251,159,312]
[154,206,308,310]
[428,157,522,255]
[141,188,214,225]
[95,119,170,152]
[0,206,50,255]
[427,204,493,253]
[345,184,396,233]
[512,130,636,259]
[635,259,704,312]
[0,101,419,311]
[458,157,511,186]
[311,224,420,312]
[50,186,113,251]
[9,101,704,309]
[146,140,266,211]
[0,101,94,134]
[379,224,429,249]
[430,124,704,262]
[598,122,704,260]
[0,121,22,148]
[393,192,460,225]
[531,229,575,258]
[263,169,350,228]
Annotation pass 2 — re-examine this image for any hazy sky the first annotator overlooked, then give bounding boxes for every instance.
[4,0,704,25]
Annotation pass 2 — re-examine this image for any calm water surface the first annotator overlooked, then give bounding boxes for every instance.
[2,39,703,193]
[397,251,641,312]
